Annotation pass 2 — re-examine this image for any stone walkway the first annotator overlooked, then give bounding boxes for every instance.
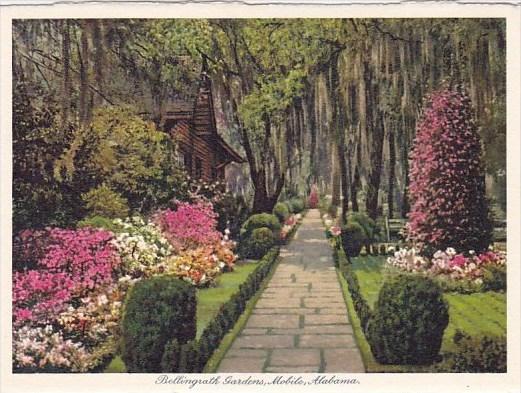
[217,209,365,373]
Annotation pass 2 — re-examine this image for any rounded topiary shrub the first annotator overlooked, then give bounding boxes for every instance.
[367,274,449,365]
[341,221,366,257]
[273,202,290,223]
[289,198,305,213]
[348,212,379,243]
[241,227,275,259]
[240,213,281,238]
[121,276,196,372]
[407,86,492,255]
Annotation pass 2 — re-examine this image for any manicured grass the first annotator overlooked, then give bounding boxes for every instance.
[104,262,259,373]
[196,263,258,337]
[350,255,506,352]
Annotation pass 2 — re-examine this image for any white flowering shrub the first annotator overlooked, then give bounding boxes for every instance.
[111,216,173,278]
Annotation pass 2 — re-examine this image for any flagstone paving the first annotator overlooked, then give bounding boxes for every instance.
[217,209,365,373]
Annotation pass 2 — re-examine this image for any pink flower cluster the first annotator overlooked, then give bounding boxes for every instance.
[12,228,120,326]
[13,270,74,326]
[154,201,221,252]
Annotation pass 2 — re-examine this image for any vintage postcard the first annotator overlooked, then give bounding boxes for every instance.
[0,1,520,393]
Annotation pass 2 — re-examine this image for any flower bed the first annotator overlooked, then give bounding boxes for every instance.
[13,228,122,372]
[386,246,506,291]
[280,213,303,243]
[13,201,239,372]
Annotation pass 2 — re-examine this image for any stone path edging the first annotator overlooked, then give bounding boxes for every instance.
[217,209,365,373]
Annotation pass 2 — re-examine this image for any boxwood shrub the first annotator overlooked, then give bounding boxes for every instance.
[240,213,281,238]
[367,274,449,365]
[240,227,275,259]
[121,276,196,372]
[273,202,290,223]
[341,221,366,257]
[288,197,305,213]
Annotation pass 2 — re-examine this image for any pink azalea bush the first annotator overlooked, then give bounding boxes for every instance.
[153,201,221,252]
[308,185,319,209]
[406,86,492,255]
[12,227,121,371]
[13,270,74,326]
[387,246,506,283]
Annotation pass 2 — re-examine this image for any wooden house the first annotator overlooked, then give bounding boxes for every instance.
[160,66,244,182]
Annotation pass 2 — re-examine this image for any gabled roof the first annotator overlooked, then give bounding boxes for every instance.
[160,68,245,164]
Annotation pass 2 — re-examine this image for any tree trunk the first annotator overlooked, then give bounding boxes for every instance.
[91,20,104,107]
[387,123,396,218]
[78,21,90,127]
[61,20,71,127]
[304,80,318,185]
[365,111,385,220]
[351,164,360,212]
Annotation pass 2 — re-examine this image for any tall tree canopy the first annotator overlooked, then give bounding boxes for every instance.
[13,18,506,229]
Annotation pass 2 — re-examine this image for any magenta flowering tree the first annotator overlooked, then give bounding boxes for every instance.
[406,86,492,255]
[154,201,221,252]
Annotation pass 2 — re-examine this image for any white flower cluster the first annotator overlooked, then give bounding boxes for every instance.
[386,247,429,272]
[13,325,92,372]
[111,216,173,277]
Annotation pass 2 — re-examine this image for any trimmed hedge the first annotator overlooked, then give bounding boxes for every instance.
[121,276,196,372]
[334,245,373,332]
[159,247,280,372]
[367,274,449,365]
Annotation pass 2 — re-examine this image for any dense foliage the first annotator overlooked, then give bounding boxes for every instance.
[434,331,506,372]
[367,274,449,365]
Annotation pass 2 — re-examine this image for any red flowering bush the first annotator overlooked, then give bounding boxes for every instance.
[406,87,492,255]
[153,201,221,252]
[308,185,319,209]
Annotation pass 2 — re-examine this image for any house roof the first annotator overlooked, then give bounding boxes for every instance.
[163,100,245,164]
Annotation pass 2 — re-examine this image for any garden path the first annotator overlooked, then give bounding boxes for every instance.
[217,209,365,373]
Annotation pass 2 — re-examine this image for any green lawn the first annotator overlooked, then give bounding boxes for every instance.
[104,262,258,373]
[196,263,258,337]
[350,255,506,352]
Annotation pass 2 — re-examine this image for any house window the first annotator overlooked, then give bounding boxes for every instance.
[184,152,193,175]
[195,158,203,179]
